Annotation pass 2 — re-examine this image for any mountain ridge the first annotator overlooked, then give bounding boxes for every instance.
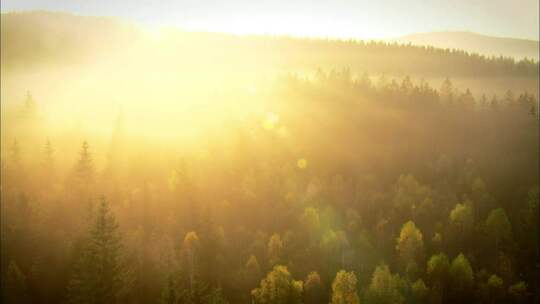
[393,31,539,60]
[1,11,538,79]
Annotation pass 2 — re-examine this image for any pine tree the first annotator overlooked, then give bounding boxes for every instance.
[67,196,124,304]
[75,141,94,185]
[10,139,21,166]
[6,139,24,187]
[40,139,56,185]
[19,91,36,120]
[43,140,54,170]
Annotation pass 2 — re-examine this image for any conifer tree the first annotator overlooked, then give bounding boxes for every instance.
[10,139,20,166]
[75,141,94,186]
[67,196,124,304]
[40,139,56,185]
[43,139,54,171]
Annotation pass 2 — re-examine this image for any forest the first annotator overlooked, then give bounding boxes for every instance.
[1,11,539,304]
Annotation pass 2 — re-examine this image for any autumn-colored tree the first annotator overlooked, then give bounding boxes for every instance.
[396,221,424,270]
[304,271,324,304]
[251,265,303,304]
[330,270,359,304]
[267,233,283,266]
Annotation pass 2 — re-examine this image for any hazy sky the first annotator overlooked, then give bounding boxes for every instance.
[2,0,539,40]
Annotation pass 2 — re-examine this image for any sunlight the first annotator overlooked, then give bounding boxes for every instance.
[143,24,165,42]
[1,8,538,304]
[262,112,280,131]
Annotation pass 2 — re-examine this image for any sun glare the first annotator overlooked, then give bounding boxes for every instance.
[1,6,538,304]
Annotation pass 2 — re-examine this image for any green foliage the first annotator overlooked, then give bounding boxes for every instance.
[1,41,538,303]
[448,253,474,300]
[396,221,424,267]
[330,270,359,304]
[300,207,321,242]
[508,281,528,303]
[487,274,503,289]
[448,200,474,251]
[251,265,303,304]
[427,253,449,285]
[485,208,512,249]
[267,233,283,266]
[393,175,432,222]
[75,141,94,184]
[67,196,125,304]
[523,187,539,241]
[320,230,339,253]
[411,279,428,303]
[449,201,473,231]
[364,264,404,304]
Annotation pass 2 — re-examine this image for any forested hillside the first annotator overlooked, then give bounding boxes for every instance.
[1,71,538,303]
[1,12,538,79]
[1,10,539,304]
[395,31,539,61]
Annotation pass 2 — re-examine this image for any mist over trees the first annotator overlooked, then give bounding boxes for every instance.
[1,68,538,303]
[1,9,539,304]
[1,12,539,79]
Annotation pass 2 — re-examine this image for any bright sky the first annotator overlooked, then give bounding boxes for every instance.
[2,0,539,40]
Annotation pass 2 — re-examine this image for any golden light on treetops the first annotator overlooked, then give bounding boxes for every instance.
[0,8,538,304]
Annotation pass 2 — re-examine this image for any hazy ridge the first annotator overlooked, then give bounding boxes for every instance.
[395,31,539,60]
[2,11,538,79]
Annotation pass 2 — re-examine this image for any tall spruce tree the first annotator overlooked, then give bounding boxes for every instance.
[67,196,124,304]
